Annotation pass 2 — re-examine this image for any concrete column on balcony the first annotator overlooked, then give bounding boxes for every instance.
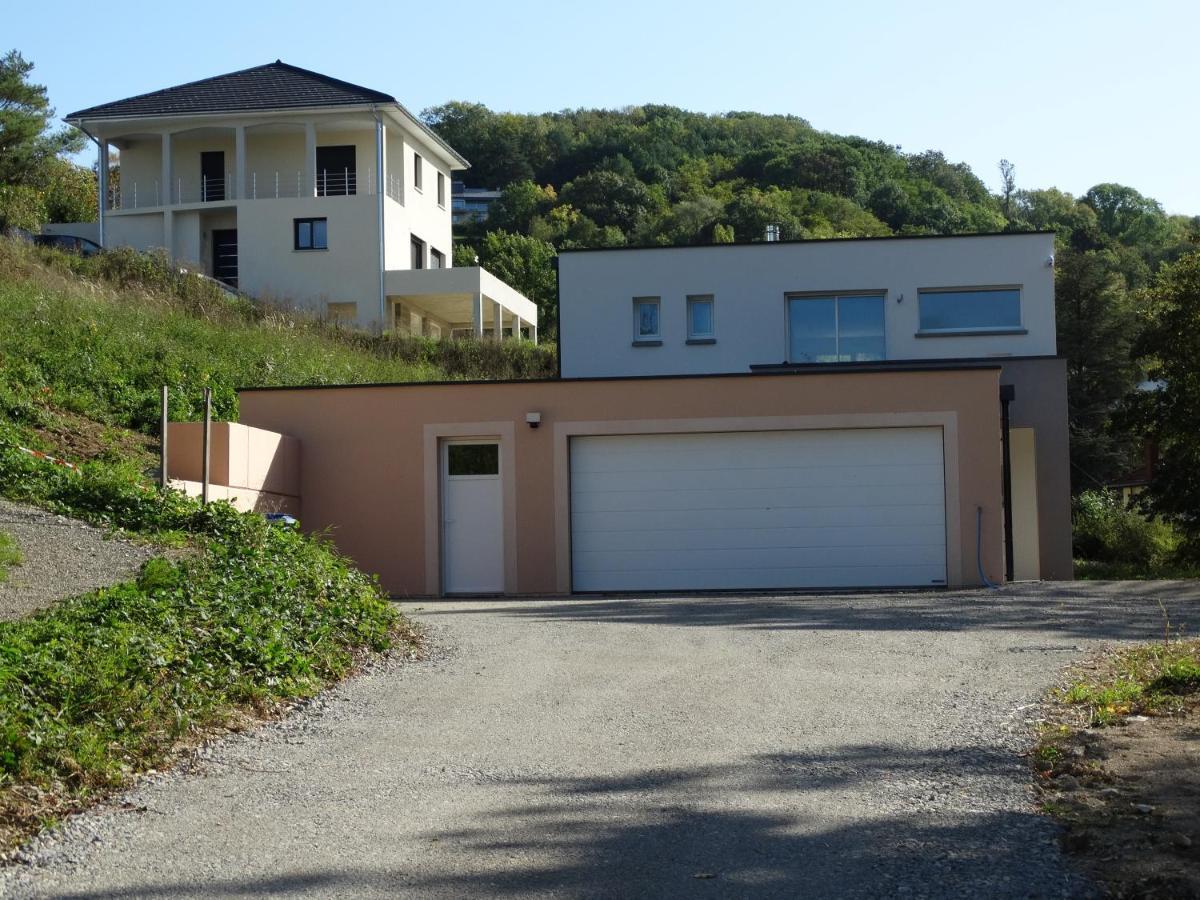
[512,314,522,340]
[472,292,484,339]
[493,299,503,342]
[304,122,317,197]
[234,126,246,200]
[160,132,172,206]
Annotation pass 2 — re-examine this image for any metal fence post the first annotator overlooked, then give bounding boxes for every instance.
[160,385,169,489]
[202,387,212,505]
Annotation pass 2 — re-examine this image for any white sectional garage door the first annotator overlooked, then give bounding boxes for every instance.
[570,428,947,592]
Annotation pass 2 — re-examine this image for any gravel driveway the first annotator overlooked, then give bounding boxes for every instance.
[0,499,158,621]
[3,583,1197,899]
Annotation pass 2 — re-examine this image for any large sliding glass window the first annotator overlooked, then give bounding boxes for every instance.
[787,294,885,363]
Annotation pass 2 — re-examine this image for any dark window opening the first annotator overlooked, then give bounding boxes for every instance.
[447,443,499,476]
[200,151,225,202]
[316,145,356,196]
[430,247,445,269]
[411,235,426,269]
[295,217,328,250]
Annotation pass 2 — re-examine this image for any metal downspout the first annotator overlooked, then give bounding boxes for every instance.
[1000,383,1016,582]
[373,107,386,329]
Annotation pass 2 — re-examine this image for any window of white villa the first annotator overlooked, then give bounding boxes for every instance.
[787,294,885,363]
[411,235,426,269]
[687,295,715,342]
[430,248,445,269]
[294,217,328,251]
[917,288,1023,334]
[413,153,423,190]
[632,297,661,343]
[437,172,446,207]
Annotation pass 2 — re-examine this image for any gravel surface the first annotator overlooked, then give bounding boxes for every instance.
[2,582,1197,899]
[0,498,158,621]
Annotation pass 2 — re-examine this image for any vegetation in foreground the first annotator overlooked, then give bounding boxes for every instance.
[0,532,19,584]
[1072,489,1198,580]
[0,430,418,849]
[1032,637,1200,897]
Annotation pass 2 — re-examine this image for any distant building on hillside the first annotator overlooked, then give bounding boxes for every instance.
[64,61,537,339]
[451,182,502,226]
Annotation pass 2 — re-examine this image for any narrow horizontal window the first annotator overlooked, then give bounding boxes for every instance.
[687,295,715,340]
[294,217,328,250]
[633,297,660,340]
[918,288,1021,332]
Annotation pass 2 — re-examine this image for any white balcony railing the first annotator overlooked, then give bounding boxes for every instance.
[107,169,382,210]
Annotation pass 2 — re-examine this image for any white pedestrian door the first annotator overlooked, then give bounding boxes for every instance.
[442,441,504,594]
[570,427,947,592]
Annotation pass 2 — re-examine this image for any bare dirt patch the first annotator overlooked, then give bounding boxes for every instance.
[1034,641,1200,899]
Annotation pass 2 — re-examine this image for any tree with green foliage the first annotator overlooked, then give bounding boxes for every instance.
[1125,247,1200,560]
[1054,249,1142,489]
[0,50,84,184]
[473,231,558,331]
[0,51,91,231]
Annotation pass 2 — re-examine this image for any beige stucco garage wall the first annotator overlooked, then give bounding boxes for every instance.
[238,368,1004,597]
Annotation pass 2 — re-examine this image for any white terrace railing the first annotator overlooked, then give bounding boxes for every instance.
[107,169,384,210]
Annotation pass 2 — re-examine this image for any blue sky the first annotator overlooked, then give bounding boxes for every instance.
[12,0,1199,214]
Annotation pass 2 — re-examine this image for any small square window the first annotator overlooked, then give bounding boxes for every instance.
[687,295,715,340]
[413,153,423,190]
[294,217,328,250]
[633,297,660,342]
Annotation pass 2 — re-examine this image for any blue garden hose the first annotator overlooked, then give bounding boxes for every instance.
[977,506,999,590]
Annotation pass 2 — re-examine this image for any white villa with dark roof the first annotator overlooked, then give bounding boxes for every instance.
[65,61,537,339]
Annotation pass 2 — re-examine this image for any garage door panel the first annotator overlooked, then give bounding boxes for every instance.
[572,483,944,514]
[571,461,944,494]
[572,430,942,472]
[572,523,949,554]
[570,428,948,592]
[572,504,947,533]
[577,563,946,593]
[573,542,946,572]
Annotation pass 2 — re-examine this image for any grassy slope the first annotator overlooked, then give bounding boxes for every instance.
[0,240,500,846]
[0,238,555,447]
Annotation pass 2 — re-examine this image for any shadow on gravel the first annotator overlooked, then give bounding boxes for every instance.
[55,746,1095,899]
[419,582,1198,642]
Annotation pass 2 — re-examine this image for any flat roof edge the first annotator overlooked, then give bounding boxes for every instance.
[557,230,1056,256]
[236,360,1011,395]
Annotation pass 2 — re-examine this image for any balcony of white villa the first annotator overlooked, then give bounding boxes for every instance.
[99,118,410,213]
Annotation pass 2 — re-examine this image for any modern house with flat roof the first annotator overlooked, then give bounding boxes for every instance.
[65,62,537,340]
[170,230,1069,597]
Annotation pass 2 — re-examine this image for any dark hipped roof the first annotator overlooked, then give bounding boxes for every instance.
[66,61,395,120]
